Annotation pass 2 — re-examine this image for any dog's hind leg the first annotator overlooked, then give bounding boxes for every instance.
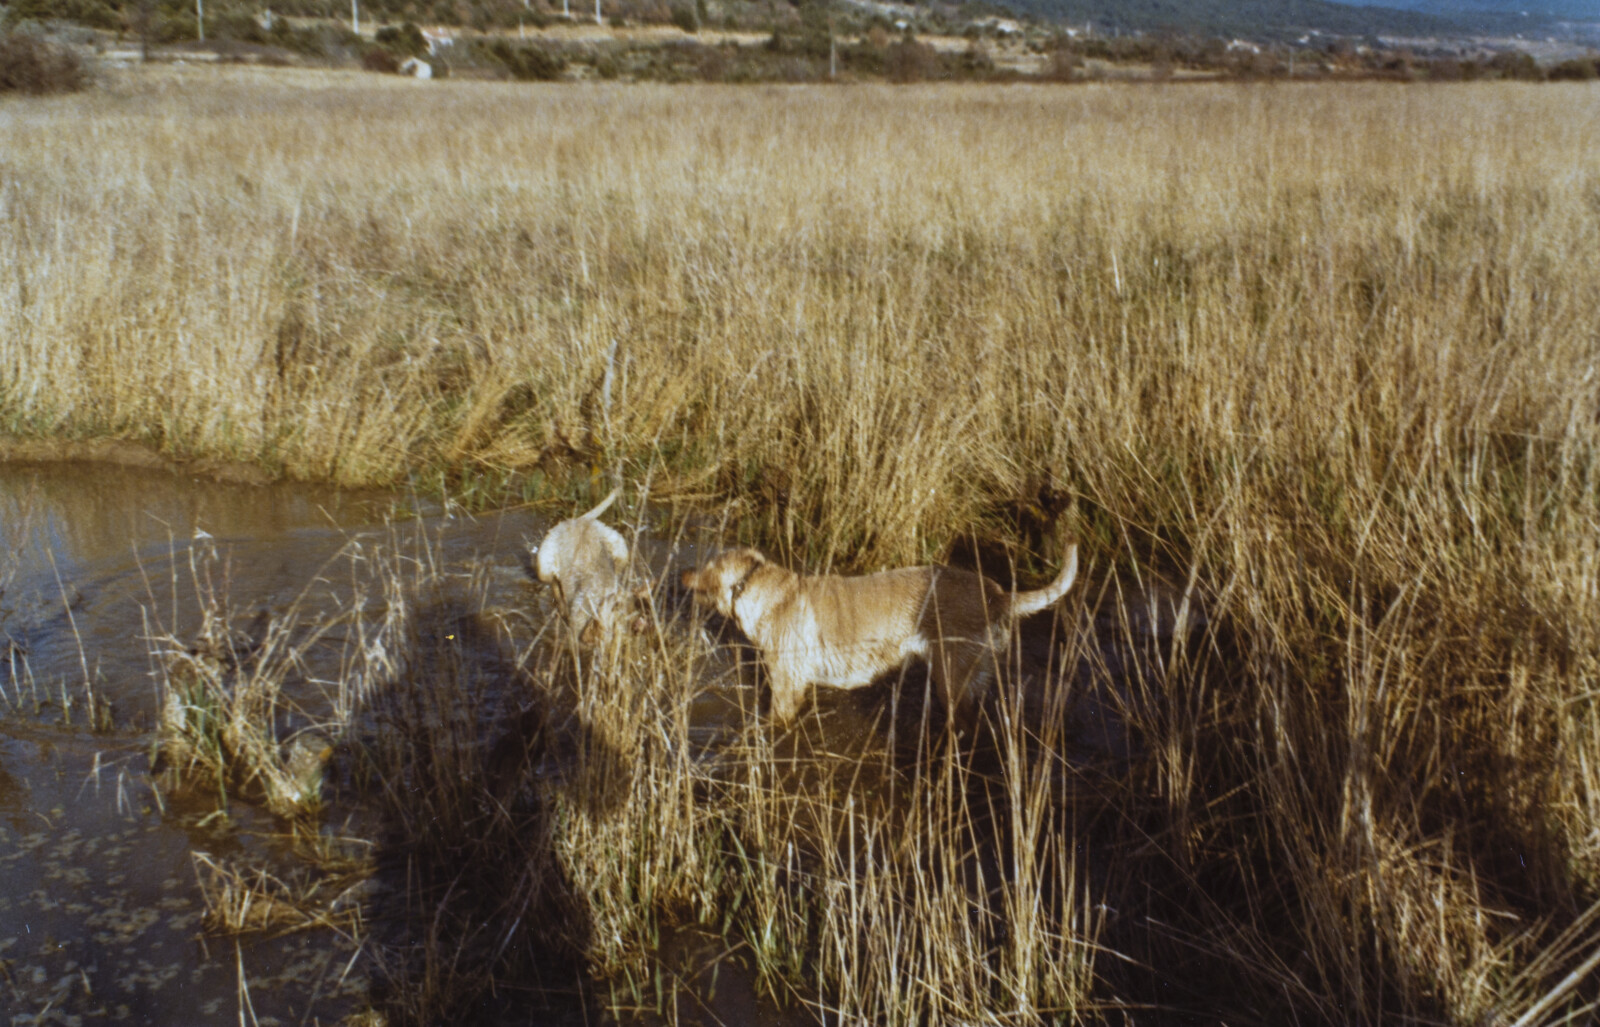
[932,640,997,723]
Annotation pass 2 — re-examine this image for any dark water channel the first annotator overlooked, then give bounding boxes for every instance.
[0,462,571,1025]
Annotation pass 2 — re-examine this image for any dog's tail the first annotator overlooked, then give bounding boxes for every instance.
[580,487,621,521]
[1010,544,1080,618]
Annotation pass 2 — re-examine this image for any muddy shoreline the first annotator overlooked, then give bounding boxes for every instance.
[0,437,278,487]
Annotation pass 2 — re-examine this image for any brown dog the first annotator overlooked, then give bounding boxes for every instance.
[532,489,646,647]
[681,545,1079,723]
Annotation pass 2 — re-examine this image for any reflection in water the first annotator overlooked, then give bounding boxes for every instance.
[1,462,389,578]
[0,463,404,716]
[0,461,789,1026]
[0,463,522,1025]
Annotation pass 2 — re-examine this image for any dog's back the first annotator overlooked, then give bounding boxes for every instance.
[685,545,1078,722]
[533,489,634,646]
[761,567,936,689]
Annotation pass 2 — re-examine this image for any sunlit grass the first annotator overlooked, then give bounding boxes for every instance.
[11,67,1600,1023]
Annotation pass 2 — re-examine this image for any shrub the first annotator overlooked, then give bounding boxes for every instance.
[486,39,566,80]
[362,46,401,72]
[1549,57,1598,81]
[0,29,88,94]
[1040,46,1078,82]
[884,36,938,82]
[214,12,268,44]
[840,37,883,76]
[1488,50,1542,81]
[669,2,697,33]
[695,42,726,79]
[1380,52,1418,81]
[70,0,120,29]
[150,9,198,42]
[281,23,349,59]
[7,0,115,26]
[955,41,993,77]
[771,55,815,82]
[374,21,428,58]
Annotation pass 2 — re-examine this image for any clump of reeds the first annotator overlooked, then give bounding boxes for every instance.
[151,540,335,818]
[192,850,368,937]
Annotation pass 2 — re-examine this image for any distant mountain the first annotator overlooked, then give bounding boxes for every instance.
[997,0,1600,38]
[1345,0,1599,19]
[996,0,1464,39]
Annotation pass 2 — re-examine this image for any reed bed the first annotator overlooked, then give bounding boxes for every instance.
[151,502,1110,1024]
[11,68,1600,1022]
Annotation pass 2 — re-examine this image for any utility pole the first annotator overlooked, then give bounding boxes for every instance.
[197,0,203,41]
[829,10,836,79]
[352,0,359,35]
[595,0,601,25]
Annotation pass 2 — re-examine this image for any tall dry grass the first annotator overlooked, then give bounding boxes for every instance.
[9,68,1600,1022]
[151,506,1104,1024]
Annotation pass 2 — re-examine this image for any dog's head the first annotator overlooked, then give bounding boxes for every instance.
[680,548,767,619]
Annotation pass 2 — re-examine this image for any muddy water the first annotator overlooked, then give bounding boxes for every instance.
[0,463,563,1024]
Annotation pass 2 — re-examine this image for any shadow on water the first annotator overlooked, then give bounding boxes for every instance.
[0,461,817,1025]
[344,595,600,1025]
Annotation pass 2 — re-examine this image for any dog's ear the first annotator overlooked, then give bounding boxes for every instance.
[724,549,764,581]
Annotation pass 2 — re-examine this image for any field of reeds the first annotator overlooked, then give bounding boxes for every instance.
[5,67,1600,1023]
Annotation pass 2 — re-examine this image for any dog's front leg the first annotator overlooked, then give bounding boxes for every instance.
[767,667,805,724]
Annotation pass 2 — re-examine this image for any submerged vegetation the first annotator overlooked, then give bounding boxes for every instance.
[5,72,1600,1022]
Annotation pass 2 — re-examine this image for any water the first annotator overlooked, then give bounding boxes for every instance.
[0,463,540,1025]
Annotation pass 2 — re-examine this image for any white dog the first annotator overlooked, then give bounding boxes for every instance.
[531,489,647,647]
[682,545,1079,723]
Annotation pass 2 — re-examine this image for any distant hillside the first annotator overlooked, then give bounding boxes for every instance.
[1347,0,1599,19]
[993,0,1463,39]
